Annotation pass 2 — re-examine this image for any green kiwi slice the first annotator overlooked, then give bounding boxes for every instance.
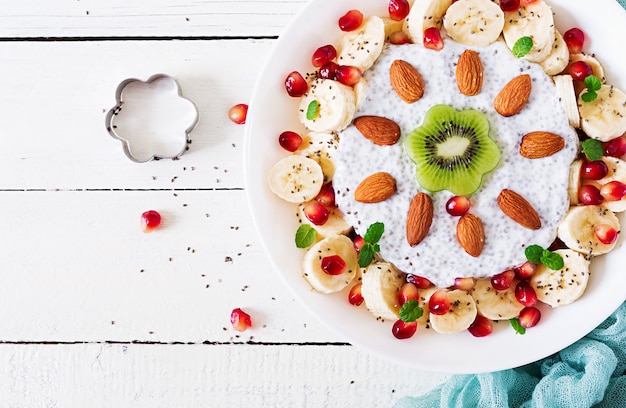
[404,104,500,195]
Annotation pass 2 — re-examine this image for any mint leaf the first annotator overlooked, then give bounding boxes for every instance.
[363,222,384,244]
[512,36,533,58]
[358,244,375,267]
[295,224,316,248]
[525,245,544,264]
[510,318,526,335]
[581,138,604,161]
[399,300,424,323]
[581,90,598,103]
[541,250,564,270]
[306,100,319,120]
[584,75,602,92]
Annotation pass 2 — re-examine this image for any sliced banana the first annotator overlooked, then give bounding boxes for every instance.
[539,31,569,76]
[302,235,358,294]
[553,74,581,128]
[336,16,386,72]
[568,159,583,206]
[298,78,357,133]
[594,157,626,213]
[361,262,406,321]
[403,0,452,44]
[297,131,339,182]
[381,17,404,41]
[268,155,324,203]
[297,203,352,238]
[530,249,590,307]
[557,205,621,256]
[442,0,504,47]
[471,278,524,320]
[578,84,626,142]
[429,290,477,334]
[502,0,555,63]
[570,52,606,83]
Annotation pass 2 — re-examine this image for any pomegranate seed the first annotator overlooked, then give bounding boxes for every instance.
[515,281,538,307]
[568,61,593,81]
[392,319,418,339]
[312,44,337,68]
[227,103,248,124]
[318,61,339,80]
[284,71,308,97]
[514,261,537,280]
[315,183,336,207]
[398,282,420,306]
[601,181,626,202]
[388,0,410,21]
[389,31,411,45]
[563,28,585,54]
[141,210,161,233]
[348,283,364,306]
[321,255,347,275]
[445,195,471,216]
[468,315,493,337]
[423,27,444,50]
[578,184,604,205]
[491,270,515,291]
[335,65,362,86]
[499,0,520,12]
[453,277,476,291]
[595,224,618,245]
[603,136,626,158]
[230,308,252,332]
[302,201,329,226]
[518,307,541,329]
[428,290,451,315]
[353,235,366,253]
[278,131,302,152]
[581,160,609,180]
[406,274,432,289]
[338,9,363,32]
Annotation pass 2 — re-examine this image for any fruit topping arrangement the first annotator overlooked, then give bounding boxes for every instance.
[265,0,626,340]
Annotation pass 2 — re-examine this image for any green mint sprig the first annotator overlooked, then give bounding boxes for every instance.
[399,299,424,323]
[295,224,316,248]
[581,138,604,161]
[306,100,320,120]
[512,36,533,58]
[581,75,602,103]
[510,318,526,335]
[525,244,564,270]
[358,222,384,267]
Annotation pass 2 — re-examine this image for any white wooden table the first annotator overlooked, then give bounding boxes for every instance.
[0,1,450,406]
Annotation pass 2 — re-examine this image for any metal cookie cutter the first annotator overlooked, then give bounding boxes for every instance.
[105,74,199,163]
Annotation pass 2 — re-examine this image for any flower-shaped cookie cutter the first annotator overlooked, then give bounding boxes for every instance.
[105,74,199,162]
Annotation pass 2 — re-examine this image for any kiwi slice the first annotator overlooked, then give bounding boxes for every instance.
[404,104,500,195]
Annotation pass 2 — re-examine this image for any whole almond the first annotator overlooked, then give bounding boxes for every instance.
[497,189,542,230]
[456,213,484,257]
[406,192,433,247]
[456,50,483,96]
[494,74,531,117]
[354,172,396,203]
[353,115,401,146]
[519,131,565,159]
[390,60,425,104]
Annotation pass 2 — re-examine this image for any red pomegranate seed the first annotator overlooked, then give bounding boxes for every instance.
[318,61,339,80]
[601,181,626,202]
[446,195,471,216]
[595,224,618,245]
[392,319,418,339]
[278,131,303,152]
[603,136,626,158]
[423,27,444,50]
[468,315,493,337]
[228,103,248,125]
[514,261,537,280]
[338,9,363,32]
[428,290,451,315]
[388,0,410,21]
[518,307,541,329]
[406,274,432,289]
[230,308,252,332]
[312,44,337,68]
[141,210,161,233]
[353,235,366,253]
[578,184,604,205]
[515,281,538,307]
[321,255,347,275]
[348,283,364,306]
[398,282,420,306]
[336,65,362,86]
[568,61,593,81]
[302,201,329,226]
[389,31,411,45]
[454,277,476,291]
[285,71,308,97]
[491,270,515,291]
[499,0,520,12]
[315,183,336,207]
[581,160,609,180]
[563,28,585,54]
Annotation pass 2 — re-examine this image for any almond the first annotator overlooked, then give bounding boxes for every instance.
[389,59,425,104]
[519,131,565,159]
[353,115,401,146]
[497,189,542,230]
[456,213,484,257]
[456,50,483,96]
[406,192,433,247]
[494,74,531,117]
[354,172,396,203]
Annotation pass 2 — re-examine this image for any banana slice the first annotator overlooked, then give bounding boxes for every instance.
[530,249,590,307]
[568,159,583,206]
[442,0,504,47]
[593,157,626,213]
[557,205,621,256]
[578,84,626,142]
[429,290,477,334]
[553,74,581,128]
[403,0,452,44]
[297,131,339,182]
[502,0,555,63]
[298,78,357,132]
[381,17,404,41]
[336,16,386,72]
[570,52,606,83]
[539,31,569,76]
[297,203,352,238]
[302,235,358,294]
[471,278,524,320]
[268,155,324,203]
[361,262,406,321]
